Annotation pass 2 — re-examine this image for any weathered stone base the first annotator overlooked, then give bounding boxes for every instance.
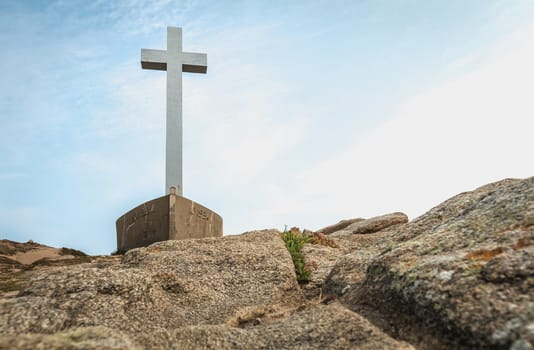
[116,194,222,252]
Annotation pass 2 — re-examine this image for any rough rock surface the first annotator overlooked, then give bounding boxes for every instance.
[330,212,409,236]
[0,239,87,265]
[1,177,532,349]
[0,303,415,350]
[161,303,415,350]
[0,230,413,349]
[317,217,365,235]
[0,239,91,298]
[326,177,534,349]
[0,231,307,347]
[0,326,139,350]
[300,243,341,299]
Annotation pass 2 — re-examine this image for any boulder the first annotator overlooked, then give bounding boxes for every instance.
[321,222,406,296]
[0,229,416,349]
[300,243,342,299]
[0,239,87,265]
[0,230,302,344]
[1,303,415,349]
[330,212,408,236]
[327,177,534,349]
[300,228,400,299]
[0,239,92,298]
[165,303,415,350]
[317,217,365,234]
[0,326,139,350]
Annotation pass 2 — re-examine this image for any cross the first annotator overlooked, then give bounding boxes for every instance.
[141,27,207,196]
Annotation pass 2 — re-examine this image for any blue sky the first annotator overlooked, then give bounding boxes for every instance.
[1,0,533,255]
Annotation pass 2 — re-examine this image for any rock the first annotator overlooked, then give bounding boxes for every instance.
[323,225,405,296]
[0,229,415,349]
[317,217,365,234]
[0,230,303,347]
[166,303,415,350]
[0,240,92,297]
[300,243,342,299]
[0,239,87,264]
[117,303,414,349]
[330,212,408,236]
[0,326,140,350]
[4,303,412,350]
[480,247,534,283]
[300,228,400,299]
[253,302,411,349]
[329,177,534,349]
[324,250,377,296]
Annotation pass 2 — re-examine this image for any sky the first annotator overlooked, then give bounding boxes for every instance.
[1,0,533,255]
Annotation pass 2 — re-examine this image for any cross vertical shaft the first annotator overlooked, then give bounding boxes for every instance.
[141,27,207,196]
[166,28,183,197]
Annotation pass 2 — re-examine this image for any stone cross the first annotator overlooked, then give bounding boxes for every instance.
[141,27,207,196]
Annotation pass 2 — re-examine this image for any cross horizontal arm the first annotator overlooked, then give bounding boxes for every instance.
[141,49,168,71]
[181,52,207,73]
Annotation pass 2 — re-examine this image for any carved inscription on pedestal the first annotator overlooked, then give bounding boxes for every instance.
[191,206,209,220]
[116,196,170,251]
[170,195,222,240]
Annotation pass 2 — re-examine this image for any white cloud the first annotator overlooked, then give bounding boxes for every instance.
[182,39,310,186]
[212,117,307,183]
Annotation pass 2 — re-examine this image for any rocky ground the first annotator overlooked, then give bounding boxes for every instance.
[0,177,532,349]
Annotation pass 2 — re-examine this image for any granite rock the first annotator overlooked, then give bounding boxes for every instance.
[0,326,139,350]
[330,212,408,236]
[328,177,534,349]
[0,229,415,349]
[0,230,302,347]
[159,303,415,350]
[317,217,365,235]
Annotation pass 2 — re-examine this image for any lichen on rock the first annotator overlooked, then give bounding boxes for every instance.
[328,177,534,349]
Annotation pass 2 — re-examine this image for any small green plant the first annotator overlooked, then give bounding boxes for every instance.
[281,227,311,283]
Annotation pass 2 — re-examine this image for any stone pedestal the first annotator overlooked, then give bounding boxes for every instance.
[116,193,222,252]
